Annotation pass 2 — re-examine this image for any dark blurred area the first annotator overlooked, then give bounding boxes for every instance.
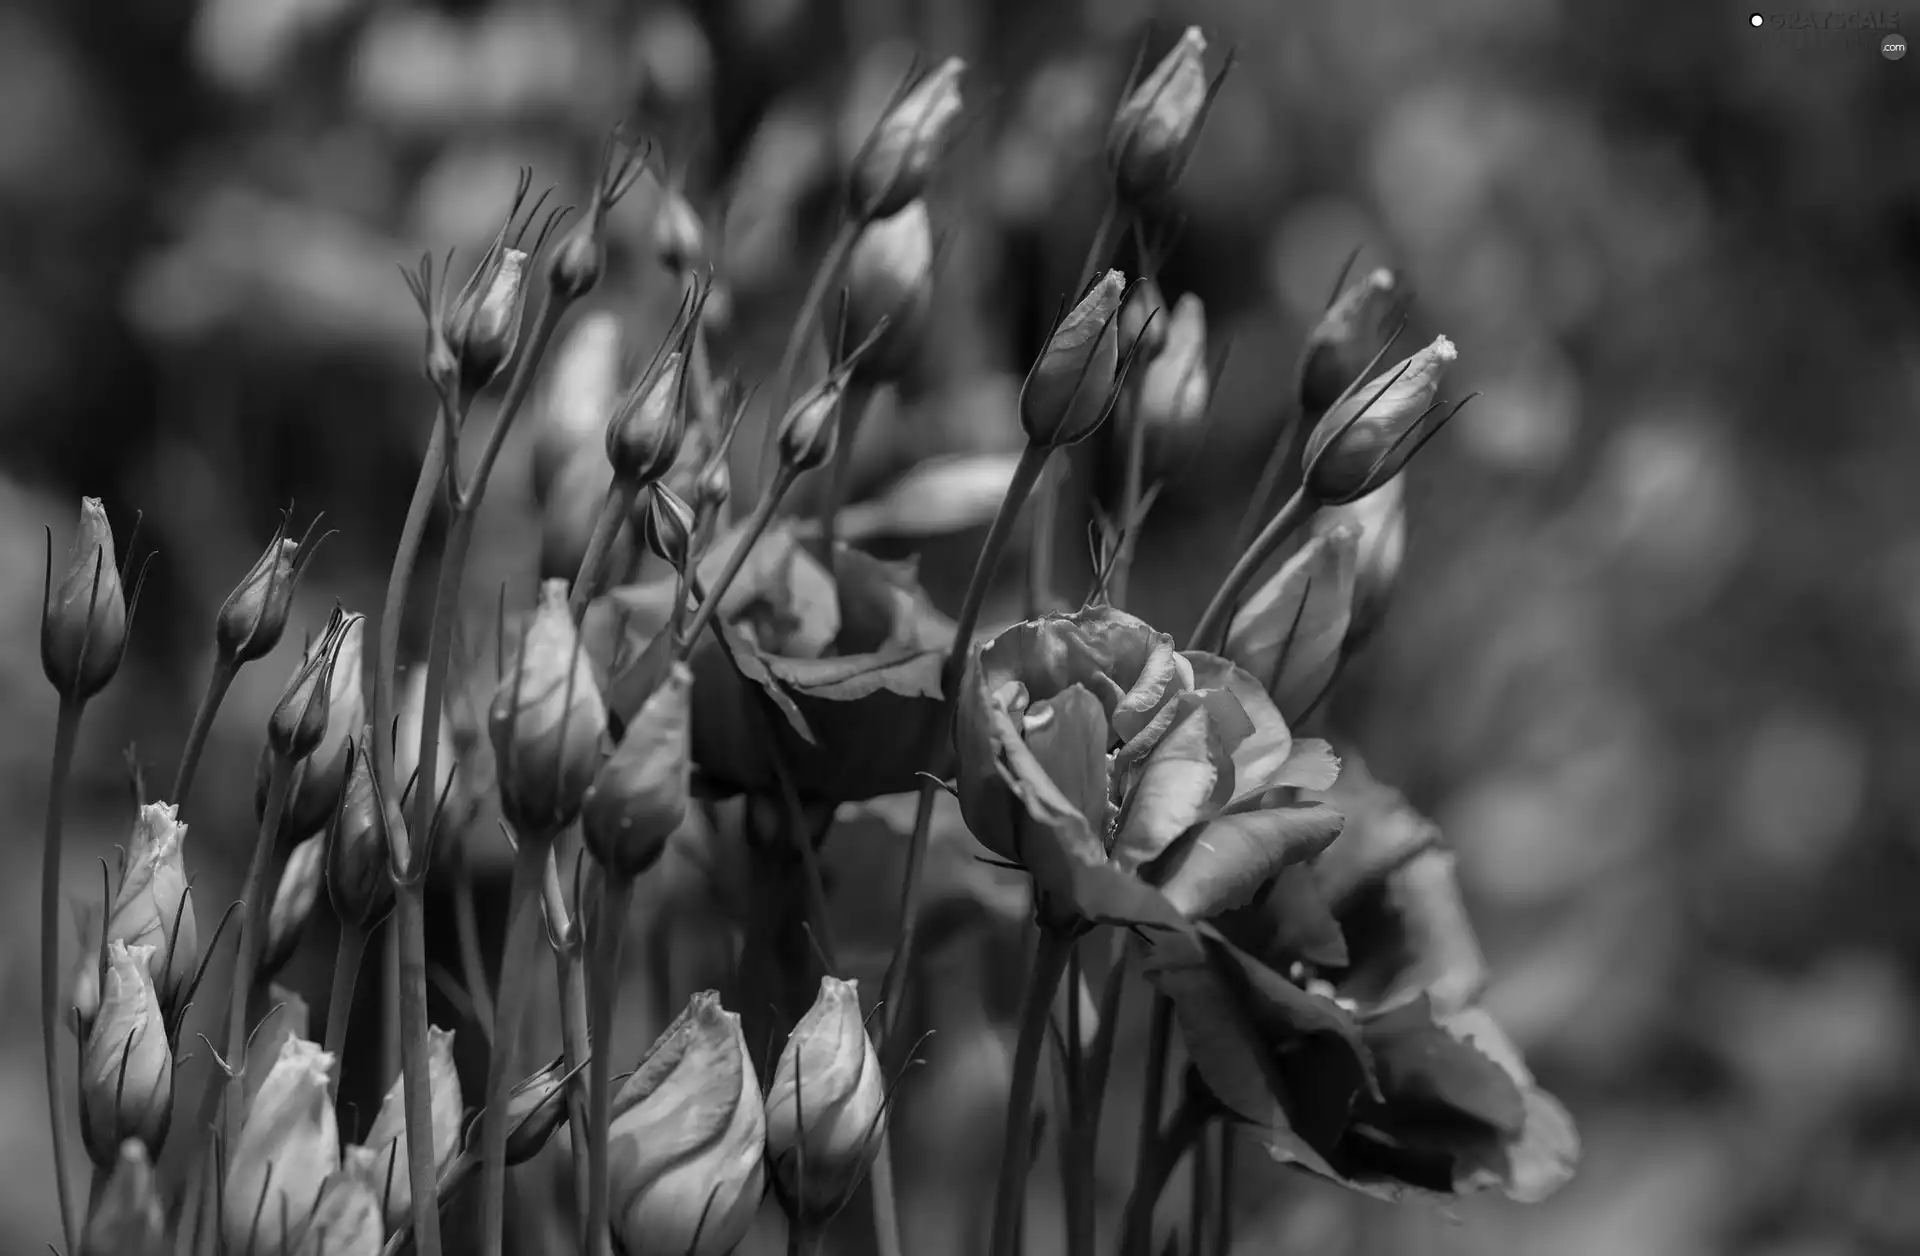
[8,0,1920,1251]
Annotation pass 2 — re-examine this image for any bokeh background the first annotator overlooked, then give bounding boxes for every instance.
[7,0,1920,1252]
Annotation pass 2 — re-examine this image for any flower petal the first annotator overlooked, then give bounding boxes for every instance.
[1020,686,1113,841]
[1112,695,1225,868]
[1224,529,1358,723]
[1183,652,1291,797]
[1157,803,1346,919]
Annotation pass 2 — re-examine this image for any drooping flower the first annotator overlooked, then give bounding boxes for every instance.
[607,992,767,1256]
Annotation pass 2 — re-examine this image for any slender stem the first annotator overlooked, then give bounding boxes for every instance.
[323,921,372,1090]
[584,874,635,1256]
[1025,465,1057,620]
[39,695,83,1256]
[452,856,496,1031]
[1188,487,1314,655]
[988,927,1074,1256]
[816,380,874,573]
[1187,1117,1212,1255]
[677,470,794,655]
[1233,393,1310,560]
[370,418,448,846]
[381,927,402,1101]
[476,833,550,1256]
[1128,990,1174,1251]
[1212,1122,1235,1256]
[225,755,293,1148]
[1081,932,1130,1150]
[1118,1091,1206,1256]
[554,927,594,1223]
[866,1128,906,1256]
[568,480,640,622]
[171,659,236,810]
[1063,946,1094,1256]
[758,218,860,495]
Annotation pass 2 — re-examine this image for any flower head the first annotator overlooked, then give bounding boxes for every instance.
[268,609,362,763]
[1302,335,1458,505]
[327,738,393,930]
[343,1027,462,1231]
[1106,28,1225,207]
[104,802,197,1017]
[582,663,692,881]
[608,991,767,1256]
[42,497,128,701]
[766,977,887,1219]
[1021,270,1127,449]
[79,942,173,1168]
[261,833,326,983]
[488,580,608,836]
[217,514,326,666]
[845,200,936,385]
[1299,267,1402,418]
[607,351,689,488]
[224,1038,339,1256]
[292,1173,383,1256]
[488,1056,574,1166]
[284,614,365,837]
[777,372,849,475]
[1135,292,1210,446]
[851,57,967,220]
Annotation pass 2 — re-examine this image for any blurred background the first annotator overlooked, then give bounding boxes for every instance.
[7,0,1920,1252]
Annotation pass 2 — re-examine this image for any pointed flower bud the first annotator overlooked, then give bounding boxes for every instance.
[1314,475,1406,651]
[293,1173,383,1256]
[778,374,847,473]
[1022,270,1126,448]
[582,663,692,881]
[286,614,365,838]
[608,351,689,487]
[1135,292,1210,441]
[536,313,626,504]
[269,609,362,763]
[641,485,696,572]
[694,456,732,520]
[551,135,649,302]
[480,1056,573,1167]
[766,976,887,1218]
[489,580,608,836]
[608,992,767,1256]
[653,188,707,275]
[224,1038,339,1256]
[1106,27,1222,207]
[328,739,393,931]
[260,833,326,983]
[79,942,173,1168]
[450,246,529,396]
[42,497,128,701]
[852,57,967,220]
[81,1140,167,1256]
[845,199,935,384]
[105,802,198,1017]
[1303,334,1458,505]
[1300,267,1401,417]
[218,517,323,665]
[344,1027,463,1231]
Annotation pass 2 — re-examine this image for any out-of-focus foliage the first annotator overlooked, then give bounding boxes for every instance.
[7,0,1920,1250]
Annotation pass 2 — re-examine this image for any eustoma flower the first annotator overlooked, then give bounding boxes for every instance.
[224,1038,340,1256]
[103,802,198,1020]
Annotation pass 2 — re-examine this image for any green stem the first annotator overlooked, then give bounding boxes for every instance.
[676,468,795,657]
[1118,1091,1206,1256]
[584,874,635,1256]
[758,218,860,496]
[865,1131,905,1256]
[988,926,1074,1256]
[475,832,551,1256]
[567,480,640,623]
[40,695,83,1256]
[1188,487,1313,655]
[323,921,371,1094]
[170,658,236,811]
[224,755,293,1148]
[1127,990,1174,1254]
[370,418,447,841]
[554,925,594,1223]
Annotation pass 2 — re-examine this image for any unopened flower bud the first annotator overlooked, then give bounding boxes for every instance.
[42,497,128,701]
[293,1173,383,1256]
[224,1038,339,1256]
[268,609,362,763]
[845,200,935,385]
[449,246,530,397]
[482,1056,573,1166]
[608,992,767,1256]
[1135,292,1209,441]
[766,977,887,1218]
[105,802,198,1017]
[489,580,608,836]
[1022,269,1125,448]
[608,352,690,487]
[582,663,692,881]
[392,666,457,816]
[1299,267,1401,417]
[1303,335,1458,505]
[549,224,604,303]
[1314,474,1406,651]
[1224,526,1358,723]
[694,455,732,517]
[640,485,697,571]
[778,376,847,473]
[1119,276,1167,361]
[535,313,627,504]
[218,519,320,665]
[653,188,707,275]
[81,1140,167,1256]
[260,833,325,983]
[80,942,173,1168]
[852,57,967,220]
[283,615,365,838]
[344,1027,463,1231]
[328,739,393,930]
[1106,27,1220,207]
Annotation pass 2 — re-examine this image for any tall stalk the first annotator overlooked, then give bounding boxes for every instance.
[986,926,1074,1256]
[223,756,293,1147]
[323,922,372,1089]
[171,659,236,810]
[474,833,552,1256]
[583,875,636,1256]
[1187,487,1312,654]
[39,696,84,1256]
